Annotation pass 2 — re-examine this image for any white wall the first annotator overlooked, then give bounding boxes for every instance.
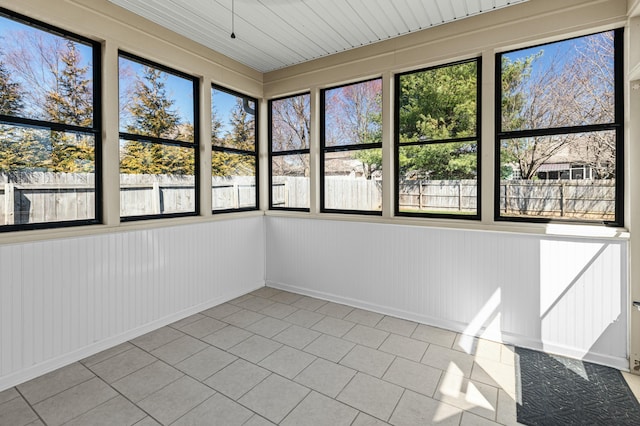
[266,217,628,369]
[0,216,265,391]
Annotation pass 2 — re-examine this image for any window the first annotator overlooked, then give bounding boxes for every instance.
[395,59,480,219]
[321,78,382,214]
[0,8,101,231]
[269,93,310,211]
[118,52,199,219]
[496,29,623,225]
[211,86,258,212]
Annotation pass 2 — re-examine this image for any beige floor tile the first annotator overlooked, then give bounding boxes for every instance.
[304,334,355,362]
[33,377,118,426]
[251,287,283,299]
[0,387,19,405]
[223,309,266,328]
[471,358,517,397]
[137,376,214,425]
[133,416,162,425]
[112,360,184,402]
[177,316,227,338]
[434,368,499,421]
[17,362,95,404]
[284,309,325,328]
[412,324,457,347]
[389,390,461,426]
[453,335,503,362]
[246,316,291,338]
[130,326,184,352]
[340,345,395,378]
[89,347,157,383]
[200,302,242,320]
[311,316,355,337]
[63,395,146,426]
[383,357,442,397]
[337,372,403,421]
[273,324,321,349]
[315,302,354,319]
[422,344,475,378]
[176,346,237,380]
[379,333,428,362]
[259,346,317,378]
[228,335,282,363]
[269,291,304,305]
[259,301,299,319]
[375,316,418,337]
[622,371,640,402]
[0,395,39,426]
[81,342,135,367]
[496,389,519,426]
[201,325,253,350]
[169,313,206,330]
[150,335,208,365]
[460,411,502,425]
[344,308,384,327]
[281,391,358,426]
[292,296,328,311]
[294,358,356,398]
[239,374,310,423]
[235,295,276,312]
[172,392,253,426]
[205,359,271,400]
[244,414,277,425]
[351,412,391,425]
[343,324,389,348]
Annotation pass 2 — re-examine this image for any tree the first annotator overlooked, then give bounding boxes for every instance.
[271,95,310,177]
[212,98,255,177]
[121,65,193,175]
[43,41,94,172]
[398,62,478,179]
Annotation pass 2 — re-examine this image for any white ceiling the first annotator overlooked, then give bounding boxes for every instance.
[108,0,528,73]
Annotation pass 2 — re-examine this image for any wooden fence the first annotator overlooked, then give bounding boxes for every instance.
[1,172,616,224]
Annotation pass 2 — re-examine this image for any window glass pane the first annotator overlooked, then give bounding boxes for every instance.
[398,61,477,142]
[271,154,309,209]
[398,143,477,215]
[324,79,382,147]
[212,152,256,210]
[271,94,310,151]
[212,88,256,150]
[119,139,195,217]
[499,131,615,221]
[1,125,95,225]
[324,148,382,211]
[119,56,194,142]
[501,31,615,132]
[0,14,94,126]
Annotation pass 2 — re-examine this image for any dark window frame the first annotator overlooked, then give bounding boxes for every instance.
[394,58,482,220]
[118,51,200,222]
[494,29,624,226]
[320,77,383,216]
[211,83,259,213]
[268,92,311,212]
[0,7,103,232]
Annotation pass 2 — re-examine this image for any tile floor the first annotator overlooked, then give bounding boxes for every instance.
[1,287,639,425]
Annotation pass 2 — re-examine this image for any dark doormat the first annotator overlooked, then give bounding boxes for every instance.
[515,347,640,425]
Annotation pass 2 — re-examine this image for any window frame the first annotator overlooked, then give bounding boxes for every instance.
[268,92,311,212]
[118,50,200,222]
[0,7,102,232]
[211,83,259,213]
[394,58,482,220]
[320,77,383,215]
[494,29,624,226]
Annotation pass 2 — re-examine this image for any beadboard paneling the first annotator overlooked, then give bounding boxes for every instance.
[265,217,628,369]
[0,216,265,391]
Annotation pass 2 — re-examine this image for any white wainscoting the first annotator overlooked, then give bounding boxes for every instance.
[0,216,265,391]
[265,217,628,369]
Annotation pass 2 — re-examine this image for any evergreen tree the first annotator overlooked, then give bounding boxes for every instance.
[43,41,94,172]
[121,65,187,174]
[0,57,23,115]
[212,98,255,177]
